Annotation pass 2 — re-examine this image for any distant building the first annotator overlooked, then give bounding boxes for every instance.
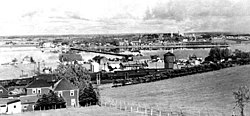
[42,42,55,48]
[22,56,34,64]
[53,78,79,107]
[90,62,100,72]
[92,56,108,65]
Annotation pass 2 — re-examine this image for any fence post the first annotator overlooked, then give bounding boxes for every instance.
[145,107,147,115]
[120,101,122,110]
[124,102,127,111]
[150,108,153,116]
[159,110,161,116]
[131,106,133,112]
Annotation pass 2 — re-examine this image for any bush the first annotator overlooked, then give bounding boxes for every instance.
[34,91,66,110]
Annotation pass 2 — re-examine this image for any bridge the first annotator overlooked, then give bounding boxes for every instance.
[83,44,229,49]
[70,48,133,59]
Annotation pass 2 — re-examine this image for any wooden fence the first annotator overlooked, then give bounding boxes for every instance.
[100,97,230,116]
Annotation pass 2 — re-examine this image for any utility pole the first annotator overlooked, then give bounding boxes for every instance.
[37,62,40,75]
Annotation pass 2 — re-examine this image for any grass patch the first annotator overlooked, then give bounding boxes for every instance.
[101,65,250,115]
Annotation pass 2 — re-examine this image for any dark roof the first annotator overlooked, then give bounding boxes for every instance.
[121,63,148,67]
[33,74,58,83]
[164,52,175,56]
[26,79,52,88]
[0,99,20,105]
[93,55,107,61]
[16,78,34,85]
[53,78,78,91]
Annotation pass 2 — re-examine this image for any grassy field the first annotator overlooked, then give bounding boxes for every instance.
[101,65,250,116]
[12,106,140,116]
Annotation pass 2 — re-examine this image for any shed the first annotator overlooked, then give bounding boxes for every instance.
[0,99,21,114]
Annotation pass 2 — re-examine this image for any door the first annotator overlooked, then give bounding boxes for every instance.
[71,99,76,107]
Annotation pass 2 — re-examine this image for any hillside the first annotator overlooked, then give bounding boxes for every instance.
[101,65,250,116]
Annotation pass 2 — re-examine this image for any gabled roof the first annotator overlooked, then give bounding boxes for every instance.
[53,78,78,91]
[26,79,51,88]
[0,99,20,105]
[164,52,175,56]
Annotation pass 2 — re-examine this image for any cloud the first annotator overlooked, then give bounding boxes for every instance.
[22,11,39,18]
[1,0,250,35]
[142,0,250,33]
[65,11,90,21]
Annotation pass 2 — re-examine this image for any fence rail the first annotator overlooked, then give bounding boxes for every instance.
[100,97,231,116]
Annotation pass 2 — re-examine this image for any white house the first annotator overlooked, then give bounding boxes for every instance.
[90,62,100,72]
[0,99,21,114]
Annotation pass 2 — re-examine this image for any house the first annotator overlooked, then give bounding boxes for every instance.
[0,85,9,98]
[53,78,79,107]
[26,79,52,95]
[19,95,39,112]
[92,56,108,65]
[0,99,21,114]
[22,56,34,64]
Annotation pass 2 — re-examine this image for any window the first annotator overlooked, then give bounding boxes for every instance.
[58,91,63,97]
[70,90,74,96]
[37,88,41,94]
[0,89,3,93]
[14,105,16,108]
[32,88,36,94]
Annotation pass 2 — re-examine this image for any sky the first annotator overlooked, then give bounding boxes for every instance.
[0,0,250,36]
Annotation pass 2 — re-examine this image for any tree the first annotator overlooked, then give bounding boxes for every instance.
[234,49,250,59]
[221,48,231,60]
[233,86,250,116]
[55,64,90,89]
[209,47,222,62]
[55,64,99,106]
[35,91,66,110]
[208,47,231,62]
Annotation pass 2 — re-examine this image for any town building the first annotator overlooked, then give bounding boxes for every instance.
[53,78,79,107]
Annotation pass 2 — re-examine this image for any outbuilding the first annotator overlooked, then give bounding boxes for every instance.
[0,99,21,114]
